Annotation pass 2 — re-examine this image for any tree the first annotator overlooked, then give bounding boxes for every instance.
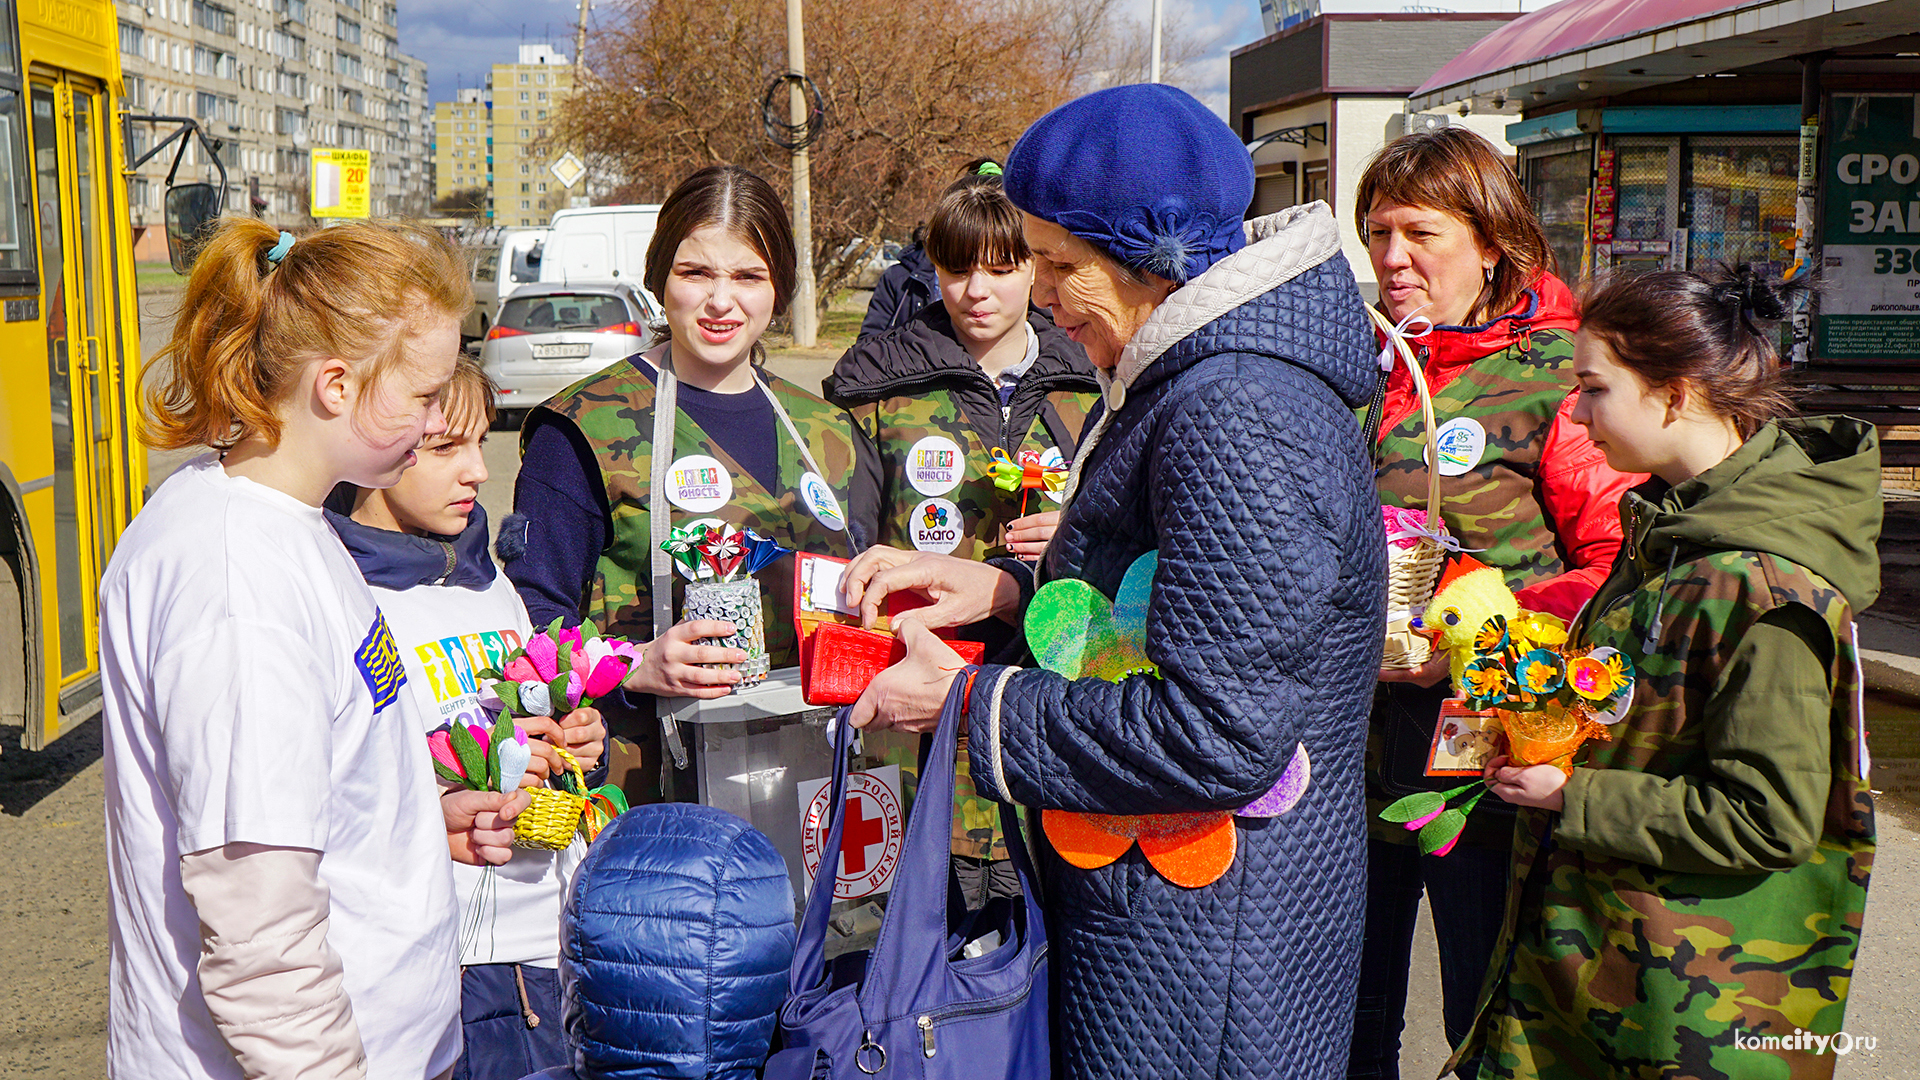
[556,0,1214,307]
[433,186,491,219]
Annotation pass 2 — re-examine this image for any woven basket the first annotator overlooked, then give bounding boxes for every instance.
[1369,304,1450,671]
[513,746,587,850]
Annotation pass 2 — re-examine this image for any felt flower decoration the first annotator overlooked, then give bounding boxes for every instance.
[1025,551,1312,889]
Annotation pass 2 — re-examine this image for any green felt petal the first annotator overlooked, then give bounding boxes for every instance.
[1025,578,1113,680]
[1112,550,1156,649]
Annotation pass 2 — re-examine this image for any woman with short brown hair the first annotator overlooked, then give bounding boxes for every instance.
[1350,127,1642,1080]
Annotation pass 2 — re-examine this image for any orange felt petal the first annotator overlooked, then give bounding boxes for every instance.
[1042,809,1137,869]
[1137,812,1237,888]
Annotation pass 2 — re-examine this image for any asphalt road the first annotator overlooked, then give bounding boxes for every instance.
[0,293,1913,1078]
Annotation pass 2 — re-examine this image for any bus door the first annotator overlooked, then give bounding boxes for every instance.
[29,70,119,730]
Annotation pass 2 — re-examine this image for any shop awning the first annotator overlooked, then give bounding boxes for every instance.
[1412,0,1920,111]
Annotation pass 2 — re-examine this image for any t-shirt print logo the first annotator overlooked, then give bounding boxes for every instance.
[356,611,407,711]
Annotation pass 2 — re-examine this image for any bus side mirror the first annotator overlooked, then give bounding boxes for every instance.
[164,183,223,274]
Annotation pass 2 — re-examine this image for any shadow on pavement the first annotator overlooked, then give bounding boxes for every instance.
[0,716,101,817]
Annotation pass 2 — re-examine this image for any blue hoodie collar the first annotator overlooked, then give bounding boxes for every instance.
[325,503,498,590]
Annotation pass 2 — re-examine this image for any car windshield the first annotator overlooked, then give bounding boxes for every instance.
[499,292,630,332]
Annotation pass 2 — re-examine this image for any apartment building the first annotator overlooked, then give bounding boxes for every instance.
[431,44,576,228]
[117,0,433,256]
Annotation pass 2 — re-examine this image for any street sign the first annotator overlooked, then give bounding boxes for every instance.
[1820,94,1920,360]
[310,148,371,218]
[550,151,586,190]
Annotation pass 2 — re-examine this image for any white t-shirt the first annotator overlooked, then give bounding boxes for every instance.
[371,570,583,967]
[101,455,461,1080]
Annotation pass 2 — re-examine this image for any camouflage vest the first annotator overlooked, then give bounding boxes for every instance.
[853,386,1096,560]
[1460,548,1872,1080]
[533,358,858,665]
[1375,328,1576,592]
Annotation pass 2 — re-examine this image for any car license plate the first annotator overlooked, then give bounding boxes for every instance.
[532,343,592,359]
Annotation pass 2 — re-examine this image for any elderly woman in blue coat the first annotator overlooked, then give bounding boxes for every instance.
[844,84,1386,1079]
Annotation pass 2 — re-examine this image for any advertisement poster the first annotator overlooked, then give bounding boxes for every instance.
[310,148,372,219]
[1820,94,1920,360]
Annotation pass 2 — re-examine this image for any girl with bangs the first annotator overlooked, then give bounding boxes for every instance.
[327,355,606,1080]
[825,170,1098,908]
[1350,128,1642,1080]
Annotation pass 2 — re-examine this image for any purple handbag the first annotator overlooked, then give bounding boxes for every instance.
[769,672,1050,1079]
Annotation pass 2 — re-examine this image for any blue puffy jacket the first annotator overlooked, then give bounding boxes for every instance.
[523,803,796,1080]
[967,204,1388,1078]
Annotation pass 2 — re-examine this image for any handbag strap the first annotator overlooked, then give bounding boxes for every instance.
[790,703,863,997]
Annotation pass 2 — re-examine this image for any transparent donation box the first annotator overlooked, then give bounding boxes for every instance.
[664,669,922,957]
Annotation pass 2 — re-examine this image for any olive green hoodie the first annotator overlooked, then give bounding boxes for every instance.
[1459,416,1883,1080]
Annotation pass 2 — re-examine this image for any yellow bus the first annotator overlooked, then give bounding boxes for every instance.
[0,0,205,750]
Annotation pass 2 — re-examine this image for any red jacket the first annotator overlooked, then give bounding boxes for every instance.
[1375,276,1644,621]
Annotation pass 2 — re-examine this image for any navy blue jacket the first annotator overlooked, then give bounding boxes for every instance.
[857,243,939,340]
[522,803,795,1080]
[967,207,1387,1078]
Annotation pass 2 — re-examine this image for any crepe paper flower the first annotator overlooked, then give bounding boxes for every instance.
[1472,615,1510,656]
[1381,505,1435,553]
[741,530,791,576]
[496,726,533,793]
[564,668,586,711]
[504,656,540,683]
[1460,658,1512,704]
[427,730,466,785]
[1413,790,1486,856]
[583,655,629,699]
[1511,610,1569,649]
[518,680,553,717]
[1402,805,1445,831]
[1515,649,1566,695]
[526,633,560,683]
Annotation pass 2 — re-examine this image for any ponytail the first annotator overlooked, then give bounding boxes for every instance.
[144,218,472,451]
[1579,263,1808,438]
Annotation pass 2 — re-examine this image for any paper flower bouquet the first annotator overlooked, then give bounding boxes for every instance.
[1378,554,1636,856]
[477,617,639,719]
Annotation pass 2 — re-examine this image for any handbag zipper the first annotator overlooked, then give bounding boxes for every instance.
[911,946,1049,1059]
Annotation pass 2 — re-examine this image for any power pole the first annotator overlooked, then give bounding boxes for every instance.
[1150,0,1163,83]
[574,0,589,73]
[786,0,817,346]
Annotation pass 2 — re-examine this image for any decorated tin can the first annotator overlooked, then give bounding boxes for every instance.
[683,577,770,687]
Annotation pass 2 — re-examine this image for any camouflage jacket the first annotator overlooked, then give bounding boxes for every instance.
[827,304,1097,861]
[531,357,864,666]
[1459,418,1883,1080]
[827,304,1099,561]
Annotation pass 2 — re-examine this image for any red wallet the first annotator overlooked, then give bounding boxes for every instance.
[798,623,987,705]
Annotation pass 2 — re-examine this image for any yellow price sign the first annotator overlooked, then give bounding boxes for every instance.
[310,148,372,218]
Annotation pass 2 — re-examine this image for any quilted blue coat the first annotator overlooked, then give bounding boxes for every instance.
[523,803,796,1080]
[968,204,1387,1078]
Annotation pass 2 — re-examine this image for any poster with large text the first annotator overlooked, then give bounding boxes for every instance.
[1821,94,1920,360]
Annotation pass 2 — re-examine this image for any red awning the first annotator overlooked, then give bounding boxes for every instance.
[1416,0,1759,97]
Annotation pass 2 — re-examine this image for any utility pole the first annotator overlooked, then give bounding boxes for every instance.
[574,0,588,72]
[1150,0,1162,83]
[786,0,817,345]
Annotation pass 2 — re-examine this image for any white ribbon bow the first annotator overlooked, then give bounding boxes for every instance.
[1377,305,1434,372]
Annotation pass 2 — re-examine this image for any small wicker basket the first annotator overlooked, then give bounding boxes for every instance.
[513,746,588,850]
[1368,304,1450,671]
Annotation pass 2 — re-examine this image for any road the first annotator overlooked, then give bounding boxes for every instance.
[0,292,1914,1078]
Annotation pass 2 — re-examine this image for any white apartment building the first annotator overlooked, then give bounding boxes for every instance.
[116,0,432,258]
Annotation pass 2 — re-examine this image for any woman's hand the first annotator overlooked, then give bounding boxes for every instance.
[556,706,606,775]
[443,788,531,866]
[622,620,746,699]
[1484,754,1568,811]
[1379,652,1451,687]
[850,622,965,734]
[1005,511,1060,561]
[515,715,567,782]
[843,551,1023,631]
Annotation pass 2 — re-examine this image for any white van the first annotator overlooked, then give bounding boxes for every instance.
[463,227,548,340]
[539,205,662,292]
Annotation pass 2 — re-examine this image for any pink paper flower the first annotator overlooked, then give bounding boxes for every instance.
[467,723,491,759]
[564,668,585,710]
[504,656,539,683]
[526,633,559,683]
[427,731,463,777]
[584,655,629,698]
[557,627,585,653]
[570,647,590,674]
[1431,833,1462,857]
[1403,806,1444,830]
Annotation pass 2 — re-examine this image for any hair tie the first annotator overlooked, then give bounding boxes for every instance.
[265,231,295,268]
[976,161,1003,177]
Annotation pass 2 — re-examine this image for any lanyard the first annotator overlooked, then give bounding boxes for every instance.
[646,346,829,765]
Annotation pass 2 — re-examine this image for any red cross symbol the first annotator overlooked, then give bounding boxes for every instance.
[840,795,886,875]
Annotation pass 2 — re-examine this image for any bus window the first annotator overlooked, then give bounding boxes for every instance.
[33,85,83,676]
[0,85,29,281]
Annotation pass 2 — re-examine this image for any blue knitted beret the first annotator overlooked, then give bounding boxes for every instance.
[1004,84,1254,285]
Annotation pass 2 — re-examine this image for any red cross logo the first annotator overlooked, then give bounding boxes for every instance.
[840,796,885,874]
[801,769,905,901]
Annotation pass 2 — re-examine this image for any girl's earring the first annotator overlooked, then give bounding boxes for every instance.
[1484,266,1495,285]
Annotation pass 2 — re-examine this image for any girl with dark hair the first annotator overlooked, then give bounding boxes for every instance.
[1350,127,1644,1080]
[825,171,1099,908]
[1458,264,1880,1080]
[504,165,877,800]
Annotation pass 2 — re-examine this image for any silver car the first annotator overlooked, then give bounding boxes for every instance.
[480,281,661,425]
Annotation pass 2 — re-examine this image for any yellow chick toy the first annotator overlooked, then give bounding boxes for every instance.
[1414,554,1519,685]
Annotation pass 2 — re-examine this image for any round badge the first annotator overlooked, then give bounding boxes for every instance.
[1427,417,1489,477]
[799,471,846,532]
[664,455,732,513]
[905,435,965,497]
[1038,445,1068,505]
[908,498,963,554]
